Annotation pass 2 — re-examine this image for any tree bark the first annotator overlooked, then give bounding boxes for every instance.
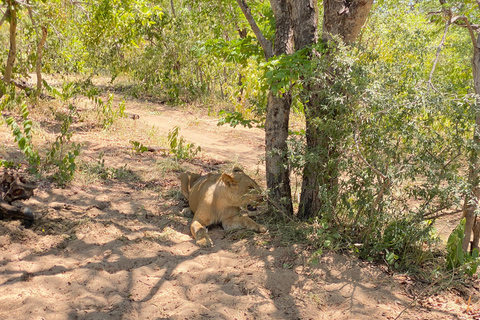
[264,0,295,215]
[290,0,318,50]
[269,0,294,55]
[472,220,480,253]
[4,2,17,85]
[26,0,48,98]
[289,0,322,219]
[265,91,294,215]
[322,0,374,44]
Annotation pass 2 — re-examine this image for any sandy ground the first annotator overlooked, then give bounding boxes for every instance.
[0,86,479,320]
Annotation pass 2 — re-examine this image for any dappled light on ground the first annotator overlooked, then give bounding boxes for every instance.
[0,91,479,320]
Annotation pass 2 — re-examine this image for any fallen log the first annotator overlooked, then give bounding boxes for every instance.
[126,113,140,120]
[0,200,34,227]
[1,170,37,227]
[1,77,54,100]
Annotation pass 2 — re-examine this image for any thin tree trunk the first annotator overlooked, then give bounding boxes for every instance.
[290,0,324,219]
[472,220,480,253]
[463,31,480,252]
[237,28,247,102]
[4,3,17,85]
[26,0,48,98]
[170,0,176,18]
[236,0,274,60]
[36,26,47,98]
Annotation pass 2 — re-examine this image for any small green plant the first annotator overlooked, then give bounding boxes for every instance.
[89,153,131,180]
[45,80,78,102]
[46,104,82,185]
[91,94,127,129]
[167,126,201,160]
[446,218,480,276]
[55,146,81,185]
[130,140,149,153]
[5,102,41,172]
[0,160,20,168]
[92,153,110,179]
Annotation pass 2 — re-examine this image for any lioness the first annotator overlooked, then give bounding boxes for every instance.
[179,167,266,247]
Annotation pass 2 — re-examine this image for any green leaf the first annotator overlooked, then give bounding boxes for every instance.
[18,137,26,150]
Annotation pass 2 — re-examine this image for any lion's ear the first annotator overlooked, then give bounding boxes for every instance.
[221,173,237,187]
[232,166,243,173]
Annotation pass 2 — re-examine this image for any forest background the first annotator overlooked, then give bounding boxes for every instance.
[1,0,480,280]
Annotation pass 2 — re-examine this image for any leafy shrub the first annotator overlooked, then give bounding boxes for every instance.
[287,38,466,270]
[0,160,20,169]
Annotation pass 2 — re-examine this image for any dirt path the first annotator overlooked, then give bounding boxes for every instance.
[129,103,266,174]
[0,93,479,320]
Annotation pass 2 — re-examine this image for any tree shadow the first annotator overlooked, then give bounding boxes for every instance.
[0,152,466,320]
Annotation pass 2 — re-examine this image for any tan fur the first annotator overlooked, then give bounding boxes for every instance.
[179,167,266,247]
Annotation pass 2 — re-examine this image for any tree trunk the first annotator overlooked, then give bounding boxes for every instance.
[236,0,294,215]
[266,92,294,214]
[290,0,318,51]
[298,106,331,219]
[472,220,480,253]
[463,32,480,252]
[264,0,295,215]
[293,0,373,220]
[36,26,47,98]
[289,0,322,219]
[4,3,17,85]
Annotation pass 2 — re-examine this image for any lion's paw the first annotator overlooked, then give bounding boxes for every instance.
[182,208,194,218]
[196,237,213,248]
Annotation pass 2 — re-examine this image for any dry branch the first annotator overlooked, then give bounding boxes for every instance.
[0,7,8,27]
[423,208,462,220]
[428,19,450,91]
